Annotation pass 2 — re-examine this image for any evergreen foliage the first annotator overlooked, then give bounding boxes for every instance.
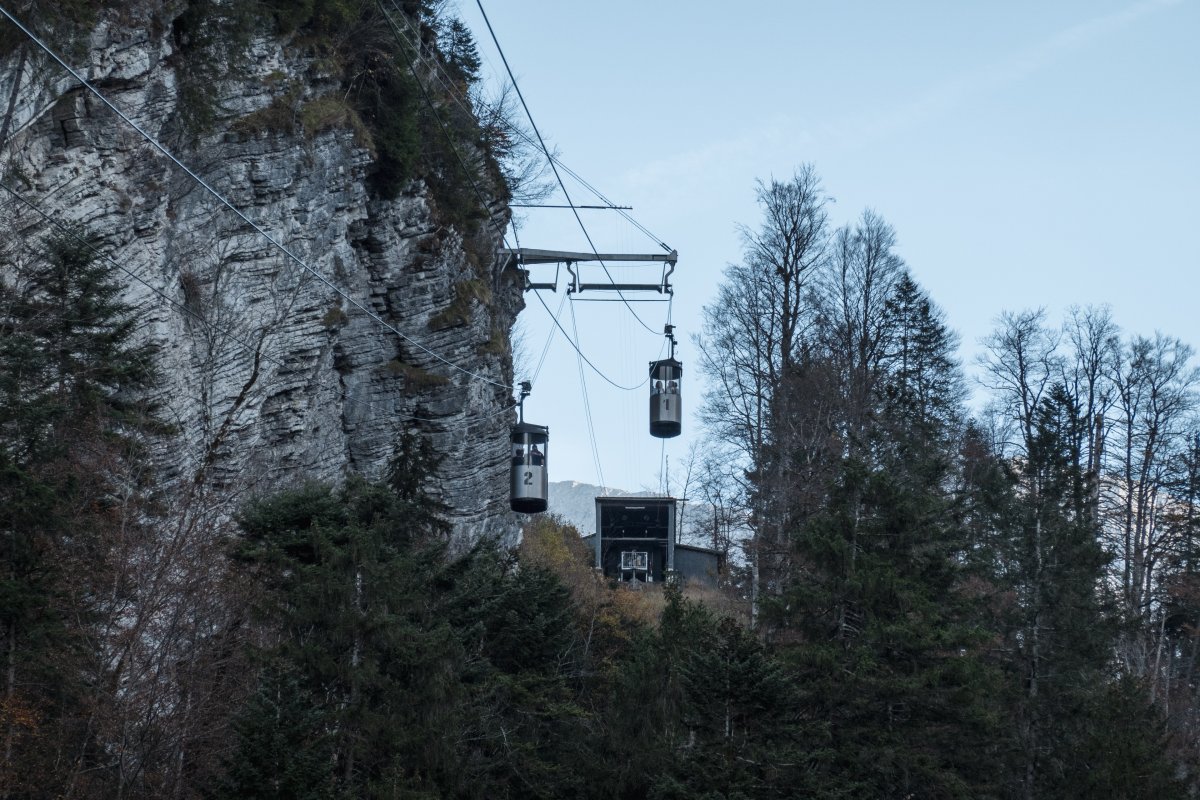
[224,446,594,799]
[1068,676,1187,799]
[217,668,336,800]
[996,385,1150,796]
[667,616,811,799]
[2,51,1196,789]
[0,231,163,796]
[168,0,508,222]
[771,448,1007,795]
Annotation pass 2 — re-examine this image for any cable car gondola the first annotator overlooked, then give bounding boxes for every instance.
[649,325,682,439]
[510,381,549,513]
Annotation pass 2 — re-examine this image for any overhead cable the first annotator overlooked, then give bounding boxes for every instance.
[377,0,511,252]
[531,289,568,384]
[0,180,514,425]
[378,6,669,252]
[531,290,648,392]
[473,0,663,336]
[568,294,606,490]
[0,3,512,391]
[660,438,668,496]
[539,153,673,254]
[379,6,676,395]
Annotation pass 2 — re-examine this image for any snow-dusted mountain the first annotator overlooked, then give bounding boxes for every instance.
[546,481,655,534]
[547,481,721,549]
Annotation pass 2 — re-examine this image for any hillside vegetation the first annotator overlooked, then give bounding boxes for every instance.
[2,2,1199,797]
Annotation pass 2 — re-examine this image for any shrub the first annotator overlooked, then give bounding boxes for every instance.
[428,278,490,331]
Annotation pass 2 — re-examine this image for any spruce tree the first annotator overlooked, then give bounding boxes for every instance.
[592,586,710,800]
[226,440,593,799]
[216,668,337,800]
[0,230,161,794]
[228,475,461,798]
[765,274,1006,797]
[666,615,812,799]
[1000,386,1125,797]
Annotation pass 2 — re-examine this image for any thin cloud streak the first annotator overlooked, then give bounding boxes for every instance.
[867,0,1184,140]
[621,121,807,192]
[617,0,1184,188]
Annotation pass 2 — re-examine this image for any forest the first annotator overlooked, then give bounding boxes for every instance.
[2,1,1199,799]
[4,173,1200,799]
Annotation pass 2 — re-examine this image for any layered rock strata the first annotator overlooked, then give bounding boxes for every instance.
[0,10,522,543]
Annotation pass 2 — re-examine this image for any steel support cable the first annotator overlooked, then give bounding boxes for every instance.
[567,296,670,303]
[531,289,647,392]
[378,1,549,404]
[380,1,676,411]
[660,438,667,496]
[648,317,671,494]
[0,180,515,425]
[568,294,605,490]
[509,198,565,393]
[376,0,510,252]
[380,0,571,405]
[510,210,560,387]
[377,8,671,253]
[473,0,662,336]
[531,144,671,253]
[0,4,513,392]
[531,288,567,384]
[381,0,570,407]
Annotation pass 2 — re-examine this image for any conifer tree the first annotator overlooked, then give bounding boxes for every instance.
[665,616,811,799]
[1001,386,1117,797]
[227,473,460,798]
[761,272,1006,797]
[216,668,336,800]
[225,438,593,799]
[879,273,965,455]
[0,231,161,795]
[594,585,710,800]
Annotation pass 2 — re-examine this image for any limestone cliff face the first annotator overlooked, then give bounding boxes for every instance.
[0,8,523,543]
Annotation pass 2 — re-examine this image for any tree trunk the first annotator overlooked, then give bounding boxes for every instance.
[0,46,26,149]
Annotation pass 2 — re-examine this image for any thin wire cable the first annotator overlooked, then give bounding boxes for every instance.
[510,205,555,386]
[379,1,654,399]
[531,290,647,392]
[568,295,605,489]
[660,438,667,496]
[377,0,510,252]
[473,0,662,336]
[659,295,676,496]
[374,4,676,406]
[567,296,671,303]
[510,204,631,210]
[542,153,672,253]
[0,3,512,391]
[511,205,560,387]
[379,7,670,252]
[530,289,567,384]
[0,180,515,426]
[381,0,568,401]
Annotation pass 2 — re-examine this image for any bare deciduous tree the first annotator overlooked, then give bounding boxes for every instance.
[694,166,829,625]
[978,308,1063,457]
[1107,334,1199,680]
[819,210,907,456]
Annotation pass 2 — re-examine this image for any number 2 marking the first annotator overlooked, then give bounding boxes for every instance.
[524,471,533,486]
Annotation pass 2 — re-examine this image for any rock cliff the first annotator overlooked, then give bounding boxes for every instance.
[0,4,523,543]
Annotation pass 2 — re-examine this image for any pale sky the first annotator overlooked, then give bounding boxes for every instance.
[456,0,1200,493]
